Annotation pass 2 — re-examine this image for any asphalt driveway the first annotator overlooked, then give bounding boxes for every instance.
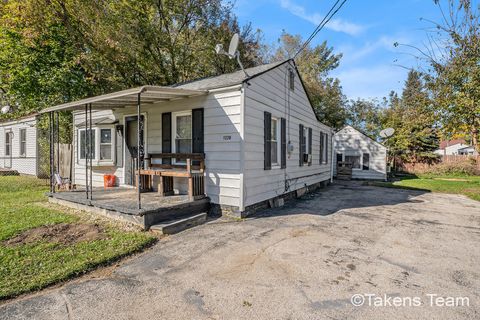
[2,181,480,319]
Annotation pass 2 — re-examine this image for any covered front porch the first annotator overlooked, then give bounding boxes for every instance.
[48,187,210,229]
[41,85,211,229]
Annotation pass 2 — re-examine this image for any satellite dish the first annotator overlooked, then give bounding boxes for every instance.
[379,128,395,138]
[1,105,11,115]
[214,33,249,77]
[228,33,239,58]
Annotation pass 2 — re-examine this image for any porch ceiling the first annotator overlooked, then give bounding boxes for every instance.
[40,86,207,113]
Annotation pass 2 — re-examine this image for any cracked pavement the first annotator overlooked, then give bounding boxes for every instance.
[1,181,479,319]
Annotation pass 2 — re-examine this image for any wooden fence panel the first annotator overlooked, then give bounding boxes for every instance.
[55,143,73,180]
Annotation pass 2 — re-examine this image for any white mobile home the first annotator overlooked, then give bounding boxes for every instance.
[42,59,333,223]
[334,125,387,181]
[0,114,39,176]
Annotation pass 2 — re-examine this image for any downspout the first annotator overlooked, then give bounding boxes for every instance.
[330,129,334,183]
[239,83,246,212]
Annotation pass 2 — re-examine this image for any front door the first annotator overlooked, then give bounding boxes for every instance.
[125,115,144,186]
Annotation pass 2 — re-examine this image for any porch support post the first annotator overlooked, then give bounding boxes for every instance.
[56,111,60,174]
[89,103,93,201]
[84,104,89,200]
[136,92,142,210]
[49,112,54,193]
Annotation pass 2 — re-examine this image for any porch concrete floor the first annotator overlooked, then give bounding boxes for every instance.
[49,188,193,215]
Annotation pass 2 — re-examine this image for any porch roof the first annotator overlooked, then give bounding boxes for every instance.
[40,86,207,113]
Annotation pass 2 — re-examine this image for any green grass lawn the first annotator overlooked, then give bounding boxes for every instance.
[366,175,480,201]
[0,176,156,300]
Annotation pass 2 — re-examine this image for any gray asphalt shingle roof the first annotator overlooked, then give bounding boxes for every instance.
[174,61,286,90]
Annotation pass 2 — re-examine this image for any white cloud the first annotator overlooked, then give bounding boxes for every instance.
[279,0,365,36]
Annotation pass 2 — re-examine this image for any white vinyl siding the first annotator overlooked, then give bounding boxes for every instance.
[334,125,387,180]
[0,116,38,176]
[243,61,332,207]
[72,89,243,207]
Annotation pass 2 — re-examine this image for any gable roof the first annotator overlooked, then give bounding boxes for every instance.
[337,125,386,148]
[174,61,287,90]
[439,139,466,149]
[0,112,38,125]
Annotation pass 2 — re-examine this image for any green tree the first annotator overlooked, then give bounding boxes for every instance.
[382,71,439,163]
[346,98,383,138]
[397,0,480,152]
[0,0,265,120]
[270,32,347,128]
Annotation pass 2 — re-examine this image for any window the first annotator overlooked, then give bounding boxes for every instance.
[319,132,328,164]
[323,133,328,164]
[336,153,343,164]
[100,129,113,160]
[19,129,26,157]
[5,132,12,156]
[303,126,309,163]
[345,155,361,169]
[172,112,192,163]
[270,117,281,165]
[79,129,95,160]
[289,69,295,91]
[362,153,370,170]
[78,127,116,164]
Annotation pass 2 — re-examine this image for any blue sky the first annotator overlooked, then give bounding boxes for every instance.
[233,0,456,100]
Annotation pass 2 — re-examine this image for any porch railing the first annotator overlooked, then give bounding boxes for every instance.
[139,153,205,201]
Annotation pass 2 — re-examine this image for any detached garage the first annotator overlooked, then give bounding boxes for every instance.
[333,125,387,181]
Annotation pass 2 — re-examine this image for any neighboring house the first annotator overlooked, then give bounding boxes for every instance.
[434,139,470,155]
[457,146,476,155]
[0,114,40,176]
[42,59,334,217]
[333,125,387,180]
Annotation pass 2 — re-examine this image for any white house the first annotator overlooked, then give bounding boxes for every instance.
[0,114,40,176]
[434,139,470,155]
[41,59,334,218]
[457,146,476,155]
[334,125,387,180]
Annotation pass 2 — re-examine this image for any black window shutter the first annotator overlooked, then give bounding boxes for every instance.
[115,125,124,167]
[264,112,271,170]
[319,132,324,164]
[281,118,286,169]
[192,108,204,154]
[162,112,172,164]
[325,133,329,164]
[299,124,304,166]
[308,127,312,166]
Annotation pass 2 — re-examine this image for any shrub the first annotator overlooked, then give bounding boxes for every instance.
[422,158,480,176]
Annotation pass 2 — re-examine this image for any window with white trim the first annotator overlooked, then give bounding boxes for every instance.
[303,126,311,163]
[172,111,192,163]
[79,129,96,160]
[78,126,115,164]
[5,131,12,156]
[270,117,281,166]
[100,128,112,160]
[19,129,27,157]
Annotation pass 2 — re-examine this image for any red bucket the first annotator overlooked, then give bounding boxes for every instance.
[104,174,116,188]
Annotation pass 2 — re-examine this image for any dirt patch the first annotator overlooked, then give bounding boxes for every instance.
[4,223,106,246]
[433,178,469,182]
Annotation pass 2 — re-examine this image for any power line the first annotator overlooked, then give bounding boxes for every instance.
[300,0,340,51]
[294,0,347,59]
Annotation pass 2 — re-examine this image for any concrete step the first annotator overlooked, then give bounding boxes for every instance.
[149,212,207,235]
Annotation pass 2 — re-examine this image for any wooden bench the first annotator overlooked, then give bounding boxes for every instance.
[138,153,205,201]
